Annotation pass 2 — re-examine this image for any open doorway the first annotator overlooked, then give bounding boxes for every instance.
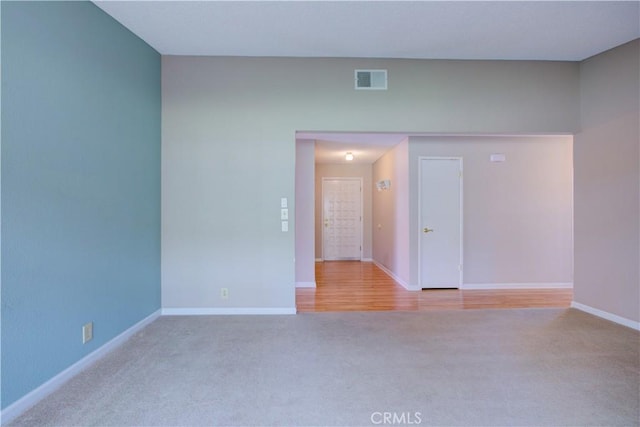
[294,133,404,291]
[295,132,575,312]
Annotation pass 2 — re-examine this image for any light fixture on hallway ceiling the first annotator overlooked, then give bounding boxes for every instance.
[345,152,354,161]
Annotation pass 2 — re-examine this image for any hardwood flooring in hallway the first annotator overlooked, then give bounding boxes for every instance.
[296,261,572,312]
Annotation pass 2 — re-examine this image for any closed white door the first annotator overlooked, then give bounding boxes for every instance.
[419,158,463,288]
[322,178,362,260]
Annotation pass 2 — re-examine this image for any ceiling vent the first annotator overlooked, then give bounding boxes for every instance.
[355,69,387,90]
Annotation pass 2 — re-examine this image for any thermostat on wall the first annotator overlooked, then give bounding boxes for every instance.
[490,153,506,162]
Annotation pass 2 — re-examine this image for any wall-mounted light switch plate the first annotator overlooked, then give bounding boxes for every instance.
[281,209,288,220]
[281,198,288,208]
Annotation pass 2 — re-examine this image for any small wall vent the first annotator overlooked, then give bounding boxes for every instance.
[355,69,387,90]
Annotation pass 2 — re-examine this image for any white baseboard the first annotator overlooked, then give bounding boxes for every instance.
[462,282,573,290]
[361,258,373,262]
[315,258,323,262]
[1,309,161,425]
[162,307,297,315]
[296,281,316,288]
[371,260,418,291]
[571,301,640,331]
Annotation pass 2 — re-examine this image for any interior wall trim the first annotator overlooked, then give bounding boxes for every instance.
[571,301,640,331]
[295,282,317,288]
[462,283,573,290]
[372,260,417,291]
[161,307,297,315]
[1,309,161,424]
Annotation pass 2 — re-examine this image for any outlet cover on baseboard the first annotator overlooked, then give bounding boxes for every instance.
[82,322,93,344]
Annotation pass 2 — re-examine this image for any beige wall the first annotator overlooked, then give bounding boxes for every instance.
[574,40,640,323]
[162,55,579,310]
[372,139,411,285]
[408,136,574,287]
[315,163,373,260]
[295,140,315,286]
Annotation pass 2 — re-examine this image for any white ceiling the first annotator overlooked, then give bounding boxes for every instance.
[93,0,639,164]
[95,1,639,61]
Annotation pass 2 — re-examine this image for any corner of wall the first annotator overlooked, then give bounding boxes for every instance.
[574,39,640,323]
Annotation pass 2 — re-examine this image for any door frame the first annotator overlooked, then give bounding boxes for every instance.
[321,177,364,261]
[418,156,464,288]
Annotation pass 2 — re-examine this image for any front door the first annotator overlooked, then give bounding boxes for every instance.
[322,178,362,260]
[419,157,463,288]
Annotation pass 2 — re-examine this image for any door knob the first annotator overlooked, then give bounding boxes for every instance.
[423,227,434,233]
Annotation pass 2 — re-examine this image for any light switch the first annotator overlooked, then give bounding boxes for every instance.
[281,209,288,220]
[281,198,288,208]
[281,221,288,232]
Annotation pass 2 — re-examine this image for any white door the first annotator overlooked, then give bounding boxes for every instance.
[419,158,463,288]
[322,178,362,260]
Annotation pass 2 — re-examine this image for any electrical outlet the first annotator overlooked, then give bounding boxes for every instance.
[82,322,93,344]
[221,288,229,299]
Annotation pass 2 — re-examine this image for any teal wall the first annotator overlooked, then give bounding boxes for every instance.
[1,1,161,408]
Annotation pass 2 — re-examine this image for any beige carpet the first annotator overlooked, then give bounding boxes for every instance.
[7,308,640,426]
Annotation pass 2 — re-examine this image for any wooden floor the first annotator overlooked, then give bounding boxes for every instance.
[296,261,572,312]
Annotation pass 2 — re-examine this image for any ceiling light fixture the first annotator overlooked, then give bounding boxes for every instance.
[345,152,354,161]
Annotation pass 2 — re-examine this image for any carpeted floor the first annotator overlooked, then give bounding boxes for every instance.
[7,308,640,426]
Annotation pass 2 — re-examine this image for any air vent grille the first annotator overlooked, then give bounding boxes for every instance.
[355,69,387,90]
